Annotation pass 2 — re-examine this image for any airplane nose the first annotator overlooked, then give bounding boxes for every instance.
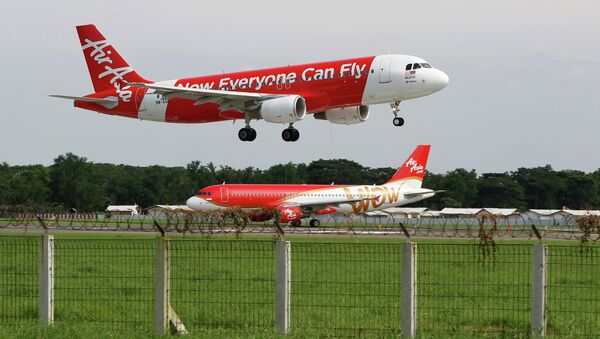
[436,69,449,90]
[186,196,204,210]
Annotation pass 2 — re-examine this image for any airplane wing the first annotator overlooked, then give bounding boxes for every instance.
[49,95,118,109]
[277,196,380,212]
[130,82,284,111]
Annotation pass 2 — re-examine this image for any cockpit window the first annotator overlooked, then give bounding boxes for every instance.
[413,63,422,69]
[420,63,432,68]
[405,64,412,71]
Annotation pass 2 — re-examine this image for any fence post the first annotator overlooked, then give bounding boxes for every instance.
[39,234,54,326]
[276,241,291,334]
[155,236,169,335]
[402,242,417,338]
[531,244,547,338]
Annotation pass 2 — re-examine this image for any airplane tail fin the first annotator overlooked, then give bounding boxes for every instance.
[385,145,430,186]
[76,24,149,92]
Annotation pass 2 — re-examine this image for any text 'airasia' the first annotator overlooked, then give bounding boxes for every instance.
[52,25,449,142]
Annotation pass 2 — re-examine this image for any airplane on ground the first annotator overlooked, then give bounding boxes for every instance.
[186,145,441,227]
[52,25,449,142]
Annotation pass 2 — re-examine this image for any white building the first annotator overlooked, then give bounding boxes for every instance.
[105,205,140,216]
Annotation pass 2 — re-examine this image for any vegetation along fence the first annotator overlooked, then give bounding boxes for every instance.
[1,235,600,337]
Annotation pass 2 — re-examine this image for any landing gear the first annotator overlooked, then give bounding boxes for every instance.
[309,219,321,228]
[282,124,300,142]
[290,219,301,227]
[393,117,405,126]
[238,127,257,141]
[390,100,405,127]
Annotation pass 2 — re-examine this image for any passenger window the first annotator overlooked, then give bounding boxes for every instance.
[413,63,421,69]
[421,63,432,68]
[405,64,412,71]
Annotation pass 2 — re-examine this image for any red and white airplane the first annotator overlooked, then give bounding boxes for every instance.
[186,145,439,227]
[52,25,449,142]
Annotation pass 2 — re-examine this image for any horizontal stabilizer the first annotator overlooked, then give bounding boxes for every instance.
[50,95,118,109]
[403,189,445,198]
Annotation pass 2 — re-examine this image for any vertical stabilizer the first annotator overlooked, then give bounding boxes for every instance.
[76,24,149,92]
[385,145,430,186]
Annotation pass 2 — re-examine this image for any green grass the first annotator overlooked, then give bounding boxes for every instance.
[1,234,599,337]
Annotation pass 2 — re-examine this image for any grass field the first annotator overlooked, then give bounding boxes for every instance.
[1,234,599,338]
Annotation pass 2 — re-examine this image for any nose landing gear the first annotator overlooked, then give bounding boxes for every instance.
[282,123,300,142]
[390,101,405,127]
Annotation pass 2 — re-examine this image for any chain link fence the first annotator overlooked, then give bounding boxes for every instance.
[0,236,38,326]
[547,245,600,337]
[52,239,155,332]
[418,244,532,336]
[291,243,402,337]
[1,235,600,337]
[169,239,275,333]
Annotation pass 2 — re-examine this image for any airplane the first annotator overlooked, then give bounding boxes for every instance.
[186,145,441,227]
[51,24,449,142]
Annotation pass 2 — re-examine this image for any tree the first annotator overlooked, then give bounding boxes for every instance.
[477,173,527,210]
[307,159,366,185]
[49,153,106,211]
[512,166,566,208]
[443,169,478,207]
[557,170,597,209]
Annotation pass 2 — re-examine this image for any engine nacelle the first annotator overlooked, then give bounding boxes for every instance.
[277,207,302,223]
[260,96,306,124]
[313,105,369,125]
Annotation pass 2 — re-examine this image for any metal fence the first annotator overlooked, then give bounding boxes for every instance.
[291,243,403,337]
[169,240,275,332]
[0,236,38,326]
[418,244,532,336]
[1,234,600,337]
[1,210,598,240]
[547,246,600,337]
[52,239,155,332]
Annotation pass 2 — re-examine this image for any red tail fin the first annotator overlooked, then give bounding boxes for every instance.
[386,145,430,183]
[76,24,149,92]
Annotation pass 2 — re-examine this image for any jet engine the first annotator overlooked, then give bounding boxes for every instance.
[313,105,369,125]
[277,207,302,222]
[260,96,306,124]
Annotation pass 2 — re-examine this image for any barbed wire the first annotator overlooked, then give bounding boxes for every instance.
[1,206,598,241]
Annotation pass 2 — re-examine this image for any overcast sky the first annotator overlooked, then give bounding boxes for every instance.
[1,1,599,174]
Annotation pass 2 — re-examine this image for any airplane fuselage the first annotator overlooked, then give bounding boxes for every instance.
[76,55,448,123]
[187,178,432,217]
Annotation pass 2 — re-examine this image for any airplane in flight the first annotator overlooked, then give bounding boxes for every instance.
[52,25,449,142]
[186,145,440,227]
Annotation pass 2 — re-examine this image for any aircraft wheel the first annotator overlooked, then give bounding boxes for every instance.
[291,129,300,141]
[309,219,320,228]
[290,219,301,227]
[393,117,405,127]
[282,128,294,142]
[248,128,257,141]
[238,127,256,141]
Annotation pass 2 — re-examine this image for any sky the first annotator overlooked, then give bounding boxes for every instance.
[1,1,599,174]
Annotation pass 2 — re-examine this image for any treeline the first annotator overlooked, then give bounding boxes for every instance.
[1,153,599,211]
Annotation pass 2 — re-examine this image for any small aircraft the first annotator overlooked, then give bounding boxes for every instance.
[52,25,449,142]
[186,145,440,227]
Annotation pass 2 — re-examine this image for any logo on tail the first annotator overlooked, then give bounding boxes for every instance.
[76,24,148,100]
[386,145,430,184]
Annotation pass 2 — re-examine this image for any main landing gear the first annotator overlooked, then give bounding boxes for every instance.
[391,100,405,127]
[239,114,257,142]
[238,127,257,141]
[282,123,300,142]
[309,218,321,227]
